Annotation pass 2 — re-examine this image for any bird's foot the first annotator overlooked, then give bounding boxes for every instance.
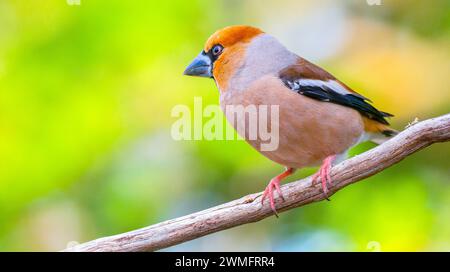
[261,167,294,217]
[312,155,336,200]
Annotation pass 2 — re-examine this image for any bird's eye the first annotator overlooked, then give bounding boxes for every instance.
[212,45,223,56]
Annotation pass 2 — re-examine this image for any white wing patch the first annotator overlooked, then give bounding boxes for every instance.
[285,79,369,101]
[286,79,352,95]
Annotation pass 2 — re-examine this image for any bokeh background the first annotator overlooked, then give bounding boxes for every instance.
[0,0,449,251]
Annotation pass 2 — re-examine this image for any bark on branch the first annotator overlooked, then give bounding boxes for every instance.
[64,114,450,252]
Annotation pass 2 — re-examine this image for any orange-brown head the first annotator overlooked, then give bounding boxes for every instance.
[184,25,264,89]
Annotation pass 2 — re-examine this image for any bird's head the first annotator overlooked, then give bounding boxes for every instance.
[184,25,264,89]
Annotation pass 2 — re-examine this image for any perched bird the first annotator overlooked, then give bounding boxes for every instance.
[184,25,395,216]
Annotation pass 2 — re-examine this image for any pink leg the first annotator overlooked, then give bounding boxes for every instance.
[312,155,337,199]
[261,167,295,217]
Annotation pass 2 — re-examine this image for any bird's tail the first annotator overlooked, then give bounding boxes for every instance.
[363,116,398,145]
[369,128,398,144]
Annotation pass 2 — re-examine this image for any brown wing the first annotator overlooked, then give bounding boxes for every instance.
[279,57,393,125]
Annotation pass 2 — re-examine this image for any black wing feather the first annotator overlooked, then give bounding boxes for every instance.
[283,81,392,125]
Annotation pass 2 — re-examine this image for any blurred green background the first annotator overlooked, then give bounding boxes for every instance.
[0,0,449,251]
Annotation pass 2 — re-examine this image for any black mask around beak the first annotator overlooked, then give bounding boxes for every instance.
[183,51,212,78]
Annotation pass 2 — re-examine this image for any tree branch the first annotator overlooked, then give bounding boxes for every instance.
[63,114,450,252]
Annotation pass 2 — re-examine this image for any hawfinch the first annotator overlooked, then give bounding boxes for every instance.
[184,25,395,216]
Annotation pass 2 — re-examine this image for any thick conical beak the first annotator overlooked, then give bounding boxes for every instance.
[183,51,212,78]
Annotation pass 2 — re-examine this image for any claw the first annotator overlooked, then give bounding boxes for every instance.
[311,155,336,200]
[261,167,295,216]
